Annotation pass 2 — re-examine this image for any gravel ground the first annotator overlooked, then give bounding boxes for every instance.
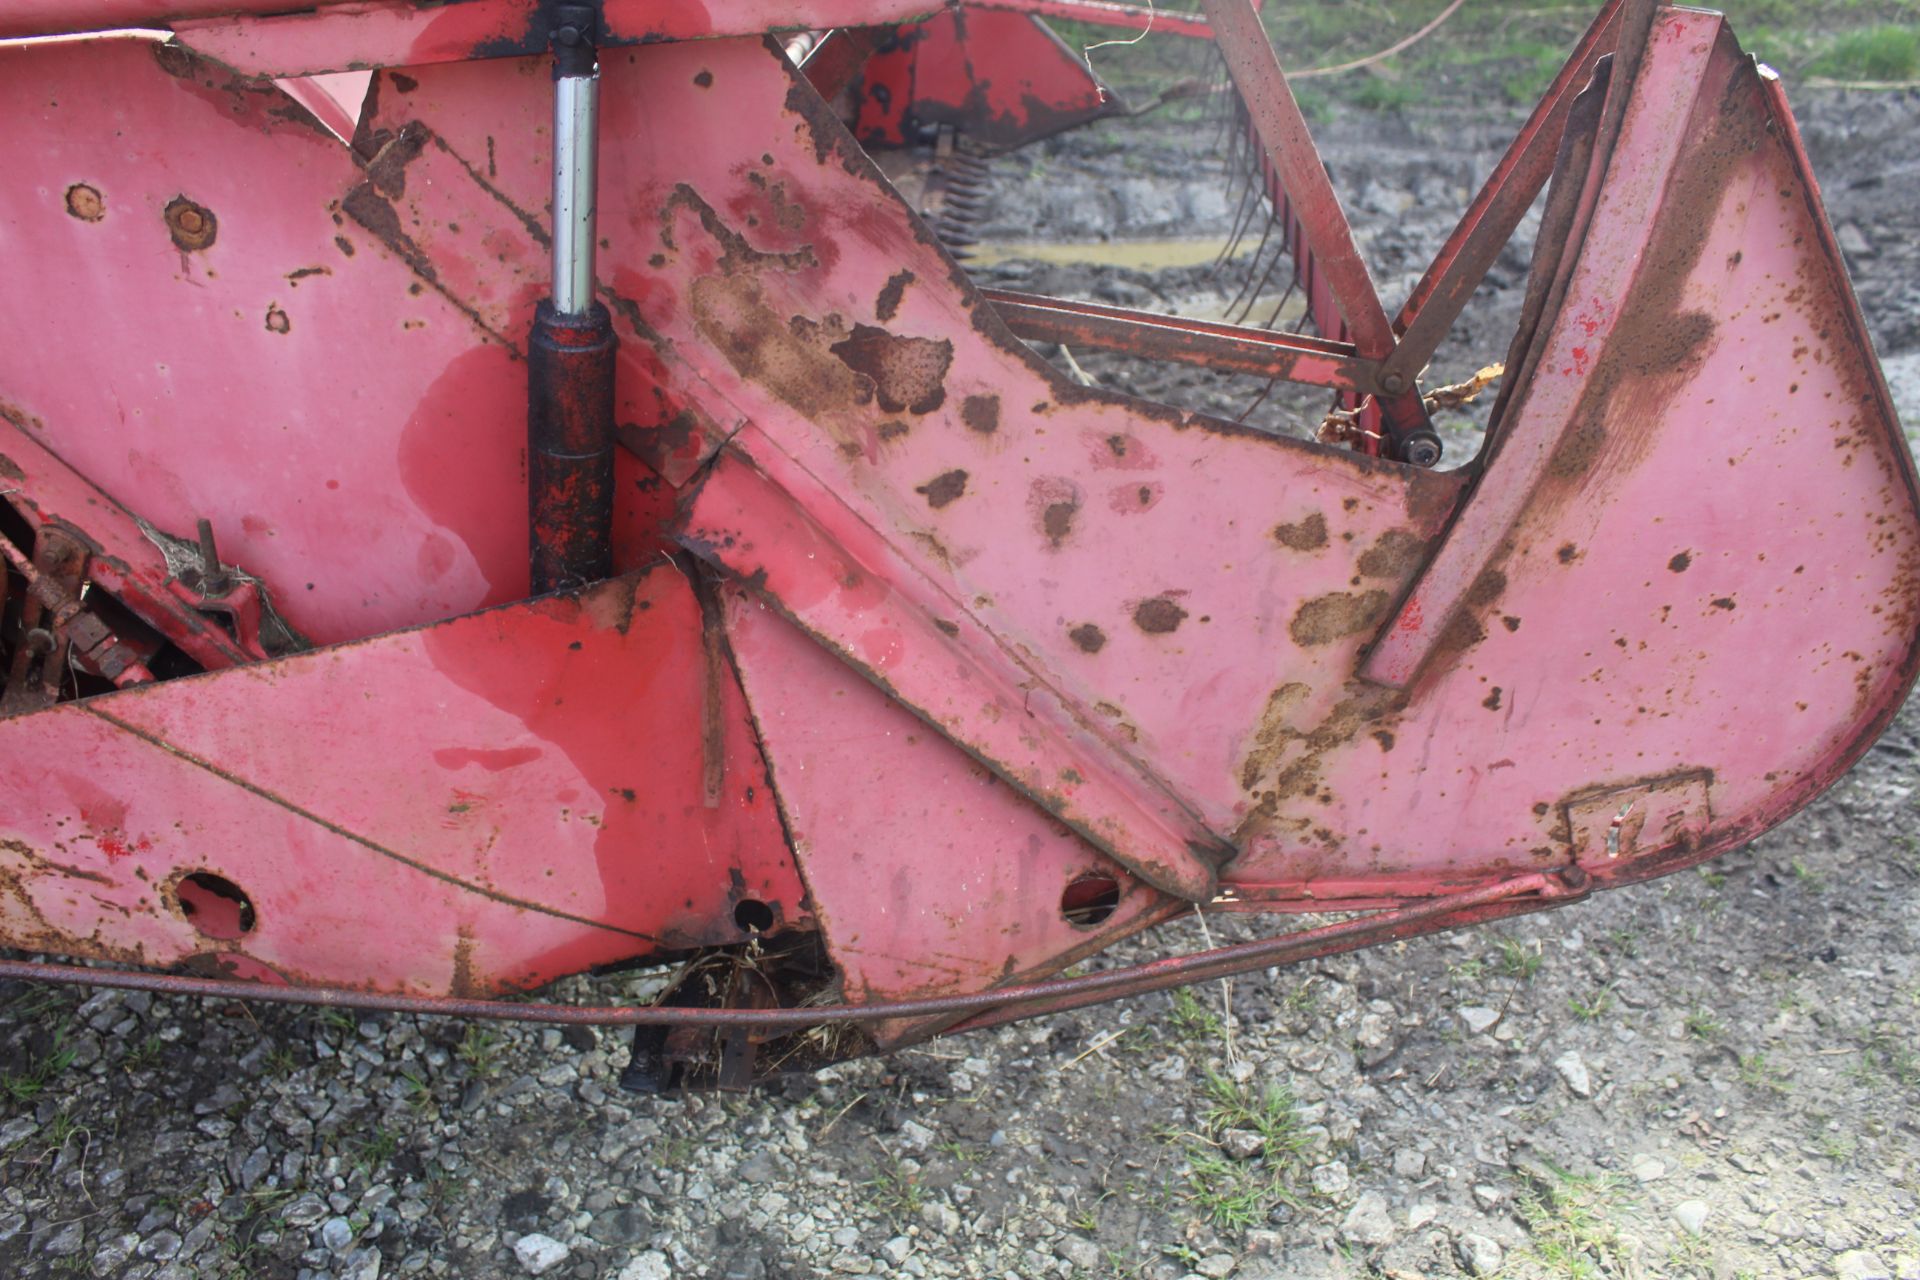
[4,64,1918,1280]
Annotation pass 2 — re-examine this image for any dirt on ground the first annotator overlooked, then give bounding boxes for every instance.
[3,45,1918,1280]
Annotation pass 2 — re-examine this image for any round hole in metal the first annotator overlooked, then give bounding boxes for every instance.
[1061,873,1121,928]
[733,898,775,934]
[176,872,256,940]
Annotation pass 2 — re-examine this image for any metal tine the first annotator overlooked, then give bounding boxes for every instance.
[1236,373,1282,425]
[1259,278,1299,332]
[1211,132,1264,280]
[1223,205,1283,321]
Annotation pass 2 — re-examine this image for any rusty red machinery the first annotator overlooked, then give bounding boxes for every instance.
[1,0,1913,1090]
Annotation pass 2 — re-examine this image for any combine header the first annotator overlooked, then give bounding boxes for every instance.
[1,0,1912,1089]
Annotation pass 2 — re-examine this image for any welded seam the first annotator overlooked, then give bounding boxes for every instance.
[81,705,656,942]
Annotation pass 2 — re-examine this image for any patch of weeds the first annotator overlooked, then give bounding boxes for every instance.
[1449,956,1487,984]
[1665,1229,1718,1277]
[122,1033,166,1074]
[1513,1161,1634,1279]
[1348,75,1423,111]
[1496,936,1543,981]
[1684,1008,1726,1041]
[1279,980,1318,1019]
[1176,1070,1313,1232]
[1569,986,1615,1023]
[1697,866,1728,889]
[1737,1051,1790,1094]
[1171,987,1223,1041]
[1602,927,1640,959]
[350,1126,400,1174]
[933,1138,982,1165]
[1788,858,1824,891]
[1815,1128,1856,1164]
[266,1045,299,1078]
[1859,1024,1920,1087]
[400,1069,435,1113]
[318,1008,358,1036]
[43,1108,85,1150]
[1807,24,1919,80]
[1,1019,78,1104]
[457,1025,506,1077]
[862,1151,925,1227]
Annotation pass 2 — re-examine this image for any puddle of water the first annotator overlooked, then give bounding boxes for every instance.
[969,237,1255,270]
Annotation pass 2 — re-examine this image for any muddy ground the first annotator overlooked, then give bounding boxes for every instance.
[3,65,1919,1280]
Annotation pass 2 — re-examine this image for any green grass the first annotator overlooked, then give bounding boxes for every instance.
[1046,0,1920,112]
[1806,23,1920,79]
[456,1025,506,1077]
[1684,1007,1726,1041]
[863,1151,926,1226]
[1569,985,1615,1023]
[1,1019,78,1104]
[1496,936,1544,982]
[1513,1161,1635,1280]
[1738,1050,1790,1093]
[1170,987,1224,1041]
[1177,1070,1315,1233]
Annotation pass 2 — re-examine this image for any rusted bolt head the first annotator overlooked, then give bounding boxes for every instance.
[64,183,105,222]
[1378,370,1410,397]
[1400,434,1444,469]
[164,196,217,251]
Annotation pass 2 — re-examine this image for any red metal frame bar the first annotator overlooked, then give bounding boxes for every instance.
[0,871,1580,1028]
[1197,0,1394,361]
[1381,0,1621,387]
[985,288,1376,391]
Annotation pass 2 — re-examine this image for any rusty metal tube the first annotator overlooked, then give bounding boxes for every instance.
[528,301,616,593]
[0,872,1577,1030]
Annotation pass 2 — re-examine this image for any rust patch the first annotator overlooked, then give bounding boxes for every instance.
[828,324,952,415]
[1273,512,1328,552]
[916,469,968,509]
[1289,590,1391,647]
[694,69,715,88]
[264,304,290,335]
[1068,623,1106,653]
[876,269,915,323]
[164,196,217,251]
[1483,687,1504,711]
[1710,596,1736,610]
[877,420,909,442]
[65,184,105,222]
[1133,597,1188,634]
[1028,477,1081,547]
[1669,551,1692,573]
[1043,501,1078,544]
[690,275,869,425]
[662,183,817,274]
[1235,682,1406,822]
[961,393,1001,435]
[1356,529,1428,579]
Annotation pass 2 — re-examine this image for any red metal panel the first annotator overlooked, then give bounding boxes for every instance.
[719,583,1183,1044]
[850,9,1121,151]
[0,569,805,992]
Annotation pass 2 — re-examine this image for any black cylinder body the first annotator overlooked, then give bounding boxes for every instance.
[528,298,617,594]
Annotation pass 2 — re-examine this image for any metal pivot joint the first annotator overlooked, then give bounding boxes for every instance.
[529,1,615,594]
